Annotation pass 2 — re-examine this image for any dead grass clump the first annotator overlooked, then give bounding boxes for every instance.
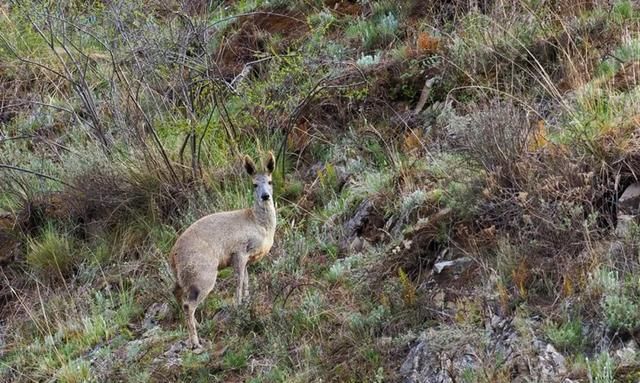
[15,191,71,235]
[460,99,534,186]
[67,162,189,231]
[12,160,189,244]
[446,8,621,95]
[0,212,20,265]
[479,151,607,255]
[610,60,640,92]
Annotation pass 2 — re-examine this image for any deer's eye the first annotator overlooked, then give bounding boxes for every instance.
[253,184,258,188]
[268,181,272,185]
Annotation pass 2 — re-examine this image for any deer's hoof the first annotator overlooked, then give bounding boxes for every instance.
[189,340,202,351]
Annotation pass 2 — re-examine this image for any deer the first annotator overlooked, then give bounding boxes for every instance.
[170,152,277,349]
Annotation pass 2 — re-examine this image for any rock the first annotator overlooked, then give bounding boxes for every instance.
[400,317,571,382]
[343,199,375,238]
[339,198,385,252]
[399,332,477,383]
[400,333,452,383]
[490,315,502,329]
[608,240,625,259]
[619,183,640,214]
[344,236,369,254]
[432,291,445,309]
[537,344,567,382]
[433,257,472,274]
[616,340,638,366]
[143,302,169,330]
[615,214,637,237]
[161,340,189,368]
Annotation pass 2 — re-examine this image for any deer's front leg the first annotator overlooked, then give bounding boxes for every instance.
[243,265,250,300]
[234,255,248,306]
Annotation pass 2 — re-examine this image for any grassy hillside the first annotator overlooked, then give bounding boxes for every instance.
[1,0,640,381]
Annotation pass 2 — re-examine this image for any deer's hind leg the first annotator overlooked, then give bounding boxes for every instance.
[181,263,218,349]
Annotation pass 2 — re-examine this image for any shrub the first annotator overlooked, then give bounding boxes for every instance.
[602,293,640,333]
[456,99,532,183]
[56,359,91,383]
[593,269,640,333]
[545,318,585,353]
[26,224,77,279]
[347,12,400,51]
[587,352,615,383]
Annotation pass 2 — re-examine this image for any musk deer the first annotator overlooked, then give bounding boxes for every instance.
[170,152,277,349]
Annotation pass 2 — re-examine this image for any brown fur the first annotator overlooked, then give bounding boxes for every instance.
[170,153,276,349]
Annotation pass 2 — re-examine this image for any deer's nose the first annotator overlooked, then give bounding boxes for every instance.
[261,193,270,201]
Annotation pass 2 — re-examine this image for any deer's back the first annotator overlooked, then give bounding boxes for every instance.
[171,209,272,281]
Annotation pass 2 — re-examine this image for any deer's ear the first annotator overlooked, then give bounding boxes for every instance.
[244,155,256,176]
[265,151,275,174]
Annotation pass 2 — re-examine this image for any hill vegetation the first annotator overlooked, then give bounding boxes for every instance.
[1,0,640,381]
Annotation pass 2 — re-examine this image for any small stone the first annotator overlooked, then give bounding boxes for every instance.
[143,302,169,329]
[433,291,445,308]
[619,183,640,214]
[433,257,472,274]
[616,345,636,366]
[491,315,501,329]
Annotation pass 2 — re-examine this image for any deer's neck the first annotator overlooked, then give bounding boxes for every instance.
[252,200,276,235]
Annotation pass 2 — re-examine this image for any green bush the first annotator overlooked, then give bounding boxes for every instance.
[602,293,640,333]
[593,269,640,333]
[545,319,585,353]
[587,352,615,383]
[346,12,400,51]
[26,225,77,279]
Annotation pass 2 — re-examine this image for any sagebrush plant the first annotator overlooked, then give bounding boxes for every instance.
[347,11,400,51]
[591,268,640,333]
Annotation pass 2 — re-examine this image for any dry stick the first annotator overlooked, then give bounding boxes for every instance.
[0,164,76,189]
[115,69,180,184]
[24,9,110,152]
[107,15,177,182]
[2,100,75,114]
[211,84,239,157]
[277,74,333,173]
[447,85,546,122]
[178,132,193,177]
[53,16,110,150]
[214,80,241,138]
[0,135,35,143]
[277,73,366,173]
[196,102,217,177]
[184,70,201,179]
[0,34,67,80]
